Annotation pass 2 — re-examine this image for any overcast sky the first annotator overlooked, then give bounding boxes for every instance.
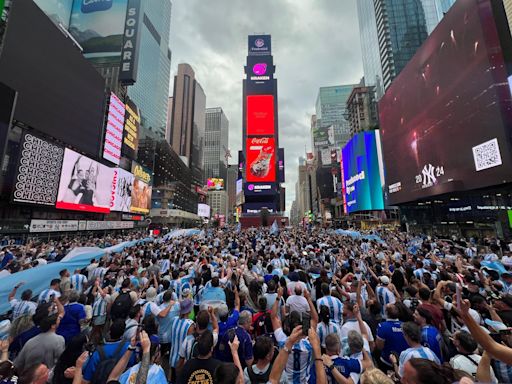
[169,0,363,213]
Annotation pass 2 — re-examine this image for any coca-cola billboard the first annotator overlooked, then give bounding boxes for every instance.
[246,137,276,183]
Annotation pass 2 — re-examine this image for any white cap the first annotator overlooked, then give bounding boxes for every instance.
[379,276,390,285]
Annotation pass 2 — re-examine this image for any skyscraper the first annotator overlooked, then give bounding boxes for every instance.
[127,0,172,140]
[170,63,206,186]
[204,107,229,181]
[35,0,173,140]
[358,0,455,93]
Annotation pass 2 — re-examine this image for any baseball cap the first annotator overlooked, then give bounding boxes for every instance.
[379,276,390,285]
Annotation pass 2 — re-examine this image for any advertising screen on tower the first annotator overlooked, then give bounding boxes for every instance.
[341,131,385,214]
[247,95,275,136]
[248,35,271,56]
[56,148,113,213]
[246,137,276,183]
[379,0,512,205]
[207,178,224,190]
[69,0,128,60]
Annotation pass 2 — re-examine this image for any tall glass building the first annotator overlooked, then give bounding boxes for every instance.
[315,85,357,147]
[358,0,455,94]
[204,107,229,182]
[127,0,172,140]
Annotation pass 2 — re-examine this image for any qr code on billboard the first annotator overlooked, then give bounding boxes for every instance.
[472,138,503,171]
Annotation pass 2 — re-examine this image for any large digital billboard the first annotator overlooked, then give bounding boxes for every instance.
[248,35,271,56]
[13,133,64,206]
[379,0,512,205]
[131,162,152,214]
[103,92,125,165]
[111,167,133,212]
[69,0,128,61]
[56,148,113,213]
[0,0,106,156]
[246,137,276,183]
[207,178,224,190]
[246,55,274,90]
[123,98,140,159]
[341,131,385,213]
[243,202,277,214]
[247,95,275,136]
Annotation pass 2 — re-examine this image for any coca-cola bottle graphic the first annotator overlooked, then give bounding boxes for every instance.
[250,145,273,178]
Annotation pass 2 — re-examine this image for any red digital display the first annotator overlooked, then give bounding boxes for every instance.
[246,137,276,182]
[247,95,274,136]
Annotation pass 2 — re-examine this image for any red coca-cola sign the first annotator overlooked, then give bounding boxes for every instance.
[246,137,276,183]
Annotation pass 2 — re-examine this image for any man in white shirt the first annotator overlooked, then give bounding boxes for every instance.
[285,285,310,315]
[341,302,374,352]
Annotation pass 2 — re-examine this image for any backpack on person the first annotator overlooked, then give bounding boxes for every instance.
[91,342,125,384]
[110,291,132,320]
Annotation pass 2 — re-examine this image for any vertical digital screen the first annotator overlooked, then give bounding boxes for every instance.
[111,167,134,212]
[56,148,113,213]
[122,99,140,160]
[130,161,152,214]
[246,137,276,183]
[247,95,275,136]
[341,131,384,213]
[103,92,126,165]
[278,148,285,183]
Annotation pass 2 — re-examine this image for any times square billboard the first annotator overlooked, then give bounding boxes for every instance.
[245,137,276,183]
[341,131,385,214]
[379,0,512,205]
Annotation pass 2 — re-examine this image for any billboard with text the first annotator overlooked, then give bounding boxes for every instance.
[131,161,152,214]
[111,167,133,212]
[380,0,512,205]
[247,95,275,136]
[246,137,276,183]
[103,92,125,164]
[341,131,385,213]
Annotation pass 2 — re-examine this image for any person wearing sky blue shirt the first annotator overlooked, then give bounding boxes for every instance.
[317,283,344,325]
[391,321,440,379]
[168,299,195,382]
[201,277,226,303]
[376,303,409,370]
[414,306,444,363]
[375,276,396,320]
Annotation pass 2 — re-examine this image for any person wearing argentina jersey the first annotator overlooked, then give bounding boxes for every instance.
[270,287,319,384]
[374,276,396,320]
[316,283,344,325]
[390,321,440,379]
[413,261,428,282]
[168,299,195,382]
[90,260,109,282]
[38,279,62,304]
[90,279,112,344]
[8,282,36,320]
[70,269,88,294]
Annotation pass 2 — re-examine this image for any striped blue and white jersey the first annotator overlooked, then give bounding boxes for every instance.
[157,303,181,343]
[413,268,427,281]
[399,346,440,377]
[317,321,342,349]
[317,295,344,325]
[158,259,170,274]
[38,288,61,304]
[492,359,512,383]
[275,328,313,384]
[10,299,37,320]
[90,267,108,282]
[155,291,178,305]
[92,293,110,317]
[169,317,194,368]
[70,273,88,294]
[375,286,396,319]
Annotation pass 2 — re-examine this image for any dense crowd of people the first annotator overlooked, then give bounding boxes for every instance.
[1,226,512,383]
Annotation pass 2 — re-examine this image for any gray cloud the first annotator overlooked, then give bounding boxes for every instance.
[169,0,363,213]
